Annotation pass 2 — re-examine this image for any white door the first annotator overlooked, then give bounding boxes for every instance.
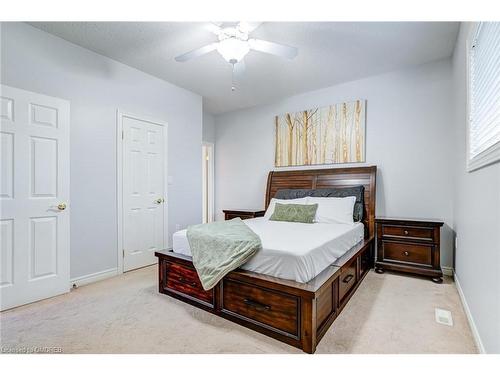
[121,114,167,272]
[1,85,70,311]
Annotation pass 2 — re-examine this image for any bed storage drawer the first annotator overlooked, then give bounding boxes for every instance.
[382,241,432,266]
[338,260,357,302]
[221,279,300,337]
[163,262,214,307]
[359,246,372,278]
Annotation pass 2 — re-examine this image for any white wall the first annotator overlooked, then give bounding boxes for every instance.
[452,23,500,353]
[215,59,455,268]
[202,109,216,143]
[1,23,203,280]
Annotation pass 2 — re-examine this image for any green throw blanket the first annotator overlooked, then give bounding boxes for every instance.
[187,218,262,290]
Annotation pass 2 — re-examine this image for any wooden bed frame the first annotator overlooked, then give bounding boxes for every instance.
[155,166,377,353]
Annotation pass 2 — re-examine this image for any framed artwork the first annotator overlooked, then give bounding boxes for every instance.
[274,100,366,167]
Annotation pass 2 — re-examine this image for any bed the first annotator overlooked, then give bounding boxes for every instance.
[173,219,365,283]
[155,166,377,353]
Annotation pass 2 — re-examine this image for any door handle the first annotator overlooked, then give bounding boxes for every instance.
[155,198,165,204]
[57,203,67,211]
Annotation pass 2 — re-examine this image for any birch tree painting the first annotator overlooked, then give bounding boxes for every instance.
[274,100,366,167]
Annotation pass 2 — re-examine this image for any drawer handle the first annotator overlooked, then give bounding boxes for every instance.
[342,274,354,283]
[403,251,410,256]
[179,277,197,287]
[404,230,409,235]
[243,298,271,311]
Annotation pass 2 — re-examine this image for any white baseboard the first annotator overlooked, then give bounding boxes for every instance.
[454,273,486,353]
[442,266,454,276]
[70,267,118,288]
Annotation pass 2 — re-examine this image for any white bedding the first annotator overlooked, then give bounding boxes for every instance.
[172,217,364,283]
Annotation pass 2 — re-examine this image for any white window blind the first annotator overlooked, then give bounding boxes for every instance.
[468,22,500,170]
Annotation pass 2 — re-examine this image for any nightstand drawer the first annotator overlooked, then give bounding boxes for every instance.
[382,225,433,241]
[225,213,254,220]
[223,209,265,221]
[382,241,432,266]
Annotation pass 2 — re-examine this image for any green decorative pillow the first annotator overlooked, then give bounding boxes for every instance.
[269,203,318,224]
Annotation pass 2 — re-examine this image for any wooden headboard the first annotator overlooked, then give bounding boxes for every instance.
[265,166,377,239]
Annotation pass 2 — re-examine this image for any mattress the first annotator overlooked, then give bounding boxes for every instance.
[172,217,364,283]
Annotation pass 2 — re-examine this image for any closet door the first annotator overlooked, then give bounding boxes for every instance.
[1,85,70,310]
[121,113,167,272]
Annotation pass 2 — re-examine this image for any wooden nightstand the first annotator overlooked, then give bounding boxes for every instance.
[223,209,265,221]
[375,217,444,283]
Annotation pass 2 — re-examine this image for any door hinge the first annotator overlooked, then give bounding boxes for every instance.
[122,249,125,258]
[121,130,124,139]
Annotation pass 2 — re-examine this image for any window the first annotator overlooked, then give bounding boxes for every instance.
[467,22,500,171]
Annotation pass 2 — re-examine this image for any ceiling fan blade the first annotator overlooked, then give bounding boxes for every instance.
[248,38,298,59]
[206,22,223,35]
[174,43,218,62]
[238,22,262,33]
[232,60,246,77]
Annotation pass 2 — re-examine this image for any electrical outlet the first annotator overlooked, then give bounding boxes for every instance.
[175,224,181,231]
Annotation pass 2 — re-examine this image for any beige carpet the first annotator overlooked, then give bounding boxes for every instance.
[0,266,477,354]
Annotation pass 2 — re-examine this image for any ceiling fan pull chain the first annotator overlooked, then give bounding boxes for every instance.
[231,62,236,91]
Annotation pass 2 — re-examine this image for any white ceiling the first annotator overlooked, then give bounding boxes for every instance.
[29,22,459,114]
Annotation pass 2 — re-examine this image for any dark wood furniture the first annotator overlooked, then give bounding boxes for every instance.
[375,217,444,283]
[156,166,377,353]
[223,209,265,220]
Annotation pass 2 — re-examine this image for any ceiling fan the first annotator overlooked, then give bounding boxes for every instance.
[174,22,298,90]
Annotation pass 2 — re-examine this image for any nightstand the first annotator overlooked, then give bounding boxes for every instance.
[375,217,444,283]
[223,209,265,221]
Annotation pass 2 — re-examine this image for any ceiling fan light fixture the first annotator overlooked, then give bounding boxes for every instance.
[216,38,250,63]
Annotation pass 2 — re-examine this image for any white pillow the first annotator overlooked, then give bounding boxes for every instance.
[306,196,356,224]
[264,197,309,219]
